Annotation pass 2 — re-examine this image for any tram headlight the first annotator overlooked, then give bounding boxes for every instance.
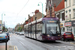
[58,35,60,36]
[47,35,50,37]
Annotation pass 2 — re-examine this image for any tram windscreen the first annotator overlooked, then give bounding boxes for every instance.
[46,24,60,34]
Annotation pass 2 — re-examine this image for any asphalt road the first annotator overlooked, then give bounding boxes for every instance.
[0,33,75,50]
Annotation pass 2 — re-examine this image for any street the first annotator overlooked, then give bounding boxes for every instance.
[0,33,75,50]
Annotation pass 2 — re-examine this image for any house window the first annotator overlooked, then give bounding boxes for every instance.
[69,9,71,12]
[69,0,71,6]
[62,13,65,20]
[69,14,71,20]
[66,11,67,13]
[73,9,75,18]
[66,0,67,7]
[73,0,75,5]
[57,14,60,19]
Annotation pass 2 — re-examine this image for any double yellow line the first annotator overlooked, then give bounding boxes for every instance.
[14,46,18,50]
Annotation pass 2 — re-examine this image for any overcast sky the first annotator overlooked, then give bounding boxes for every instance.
[0,0,46,28]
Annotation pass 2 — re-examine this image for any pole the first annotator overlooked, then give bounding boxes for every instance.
[1,14,3,31]
[38,2,43,18]
[5,42,7,50]
[42,3,43,18]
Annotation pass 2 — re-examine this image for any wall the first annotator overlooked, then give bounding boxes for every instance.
[65,0,75,21]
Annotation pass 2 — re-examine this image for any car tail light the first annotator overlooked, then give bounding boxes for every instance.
[64,33,66,36]
[72,34,73,36]
[5,36,7,38]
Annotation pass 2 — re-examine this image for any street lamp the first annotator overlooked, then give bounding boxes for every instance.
[38,2,44,18]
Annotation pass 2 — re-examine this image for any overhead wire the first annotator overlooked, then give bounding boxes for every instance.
[17,0,30,15]
[15,0,46,24]
[15,0,30,22]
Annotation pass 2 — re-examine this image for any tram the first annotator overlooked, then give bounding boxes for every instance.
[24,17,61,41]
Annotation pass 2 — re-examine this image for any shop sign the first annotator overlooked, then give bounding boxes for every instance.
[72,21,75,26]
[64,22,71,26]
[0,24,1,26]
[60,23,63,28]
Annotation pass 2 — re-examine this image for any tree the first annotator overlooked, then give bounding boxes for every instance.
[2,26,8,32]
[17,27,22,32]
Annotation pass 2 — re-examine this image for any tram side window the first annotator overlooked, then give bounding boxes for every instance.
[37,23,42,34]
[24,28,26,32]
[32,24,35,34]
[24,26,27,34]
[42,24,45,34]
[29,25,32,33]
[27,26,28,34]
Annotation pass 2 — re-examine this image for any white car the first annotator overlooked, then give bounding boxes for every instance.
[19,32,24,35]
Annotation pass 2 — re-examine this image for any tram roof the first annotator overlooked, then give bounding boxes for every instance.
[24,18,42,27]
[24,17,59,27]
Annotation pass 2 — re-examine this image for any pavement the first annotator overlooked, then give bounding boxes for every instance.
[0,45,14,50]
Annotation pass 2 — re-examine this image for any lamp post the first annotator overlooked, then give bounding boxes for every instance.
[38,2,44,18]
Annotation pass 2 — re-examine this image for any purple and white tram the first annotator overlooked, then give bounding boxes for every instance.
[24,17,61,41]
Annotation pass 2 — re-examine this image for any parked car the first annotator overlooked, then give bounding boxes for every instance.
[19,32,24,35]
[6,32,10,40]
[15,32,20,35]
[0,33,9,42]
[61,32,74,41]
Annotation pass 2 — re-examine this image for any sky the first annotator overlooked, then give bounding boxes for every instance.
[0,0,46,28]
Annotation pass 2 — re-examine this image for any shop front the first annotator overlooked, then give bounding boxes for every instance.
[64,22,72,32]
[72,21,75,37]
[64,21,75,40]
[60,23,65,34]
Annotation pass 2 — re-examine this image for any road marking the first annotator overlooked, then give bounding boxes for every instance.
[19,41,30,50]
[14,46,18,50]
[20,41,25,46]
[58,49,60,50]
[70,42,75,45]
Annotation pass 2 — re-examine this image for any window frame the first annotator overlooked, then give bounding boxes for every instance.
[73,9,75,18]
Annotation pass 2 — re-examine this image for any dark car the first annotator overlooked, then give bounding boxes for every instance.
[61,32,74,41]
[6,33,10,40]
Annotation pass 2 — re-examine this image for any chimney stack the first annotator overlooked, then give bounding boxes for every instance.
[35,10,39,14]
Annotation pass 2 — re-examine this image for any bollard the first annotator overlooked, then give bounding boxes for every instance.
[5,42,7,50]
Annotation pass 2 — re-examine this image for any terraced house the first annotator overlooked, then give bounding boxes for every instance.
[65,0,75,37]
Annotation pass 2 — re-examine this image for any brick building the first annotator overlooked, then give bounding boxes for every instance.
[23,10,45,30]
[24,10,44,25]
